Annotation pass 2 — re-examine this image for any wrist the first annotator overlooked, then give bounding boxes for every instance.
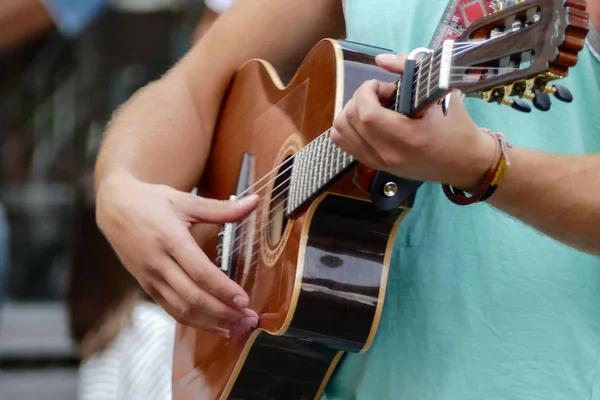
[95,169,137,198]
[452,128,498,192]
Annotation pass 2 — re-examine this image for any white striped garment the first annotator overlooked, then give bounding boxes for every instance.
[77,302,176,400]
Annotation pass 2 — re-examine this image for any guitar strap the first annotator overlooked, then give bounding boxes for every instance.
[429,0,520,48]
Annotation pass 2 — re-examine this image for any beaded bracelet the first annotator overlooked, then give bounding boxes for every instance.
[442,129,511,206]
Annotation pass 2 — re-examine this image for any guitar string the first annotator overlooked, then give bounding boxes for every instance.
[230,40,493,206]
[222,74,510,259]
[217,39,505,258]
[223,58,511,246]
[224,40,484,203]
[223,57,533,270]
[208,42,485,210]
[222,63,508,256]
[226,46,449,201]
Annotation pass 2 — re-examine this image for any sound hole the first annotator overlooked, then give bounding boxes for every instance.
[267,156,292,247]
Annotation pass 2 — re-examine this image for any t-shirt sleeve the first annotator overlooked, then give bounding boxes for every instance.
[38,0,108,37]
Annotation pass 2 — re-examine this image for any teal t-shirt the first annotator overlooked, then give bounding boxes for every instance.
[324,0,600,399]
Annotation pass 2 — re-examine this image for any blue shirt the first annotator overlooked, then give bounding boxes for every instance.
[324,0,600,399]
[40,0,108,37]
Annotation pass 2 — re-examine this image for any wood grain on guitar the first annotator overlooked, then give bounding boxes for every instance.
[172,1,588,398]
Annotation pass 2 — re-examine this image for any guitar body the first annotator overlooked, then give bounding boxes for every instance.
[171,39,409,400]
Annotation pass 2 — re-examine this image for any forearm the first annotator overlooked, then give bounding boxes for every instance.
[94,76,210,192]
[94,0,345,193]
[487,147,600,255]
[0,0,55,54]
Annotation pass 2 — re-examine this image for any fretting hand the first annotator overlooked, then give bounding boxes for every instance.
[330,53,497,190]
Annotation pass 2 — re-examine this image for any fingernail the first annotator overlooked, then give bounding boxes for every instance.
[235,195,258,207]
[233,317,258,331]
[241,308,258,318]
[233,295,248,308]
[375,53,398,63]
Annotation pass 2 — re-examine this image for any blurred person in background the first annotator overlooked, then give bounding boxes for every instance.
[68,172,175,400]
[0,0,107,316]
[0,0,108,55]
[66,2,208,399]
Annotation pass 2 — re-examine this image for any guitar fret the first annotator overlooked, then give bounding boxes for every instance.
[325,133,331,182]
[329,139,335,180]
[305,144,312,199]
[310,140,318,195]
[316,135,322,188]
[425,54,433,98]
[302,148,310,201]
[300,149,307,206]
[302,147,309,202]
[289,148,301,211]
[320,134,327,186]
[415,48,442,111]
[414,64,422,109]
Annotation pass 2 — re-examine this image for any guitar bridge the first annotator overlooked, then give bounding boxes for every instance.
[215,153,255,280]
[216,199,237,275]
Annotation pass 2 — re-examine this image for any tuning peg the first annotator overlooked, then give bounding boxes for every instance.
[501,97,531,113]
[532,90,552,111]
[517,90,552,112]
[544,85,573,103]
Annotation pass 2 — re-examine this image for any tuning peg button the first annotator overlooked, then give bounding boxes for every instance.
[532,90,552,111]
[547,85,573,103]
[511,98,532,113]
[501,97,532,113]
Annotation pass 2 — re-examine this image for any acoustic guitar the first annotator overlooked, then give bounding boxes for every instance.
[172,0,589,398]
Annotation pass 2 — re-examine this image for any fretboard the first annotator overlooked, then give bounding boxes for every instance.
[286,46,447,216]
[287,128,355,215]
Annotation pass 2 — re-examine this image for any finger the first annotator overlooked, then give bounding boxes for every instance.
[374,53,409,73]
[151,271,258,333]
[167,225,257,313]
[353,81,408,152]
[352,80,390,124]
[176,193,259,224]
[332,103,382,168]
[330,124,364,162]
[352,80,396,107]
[158,253,258,329]
[376,82,397,105]
[150,283,232,337]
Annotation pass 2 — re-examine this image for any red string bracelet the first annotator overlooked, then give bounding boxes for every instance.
[442,129,511,206]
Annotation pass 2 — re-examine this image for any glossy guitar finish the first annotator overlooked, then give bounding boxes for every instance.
[172,39,406,400]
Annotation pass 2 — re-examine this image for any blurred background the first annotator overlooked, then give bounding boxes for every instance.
[0,0,210,398]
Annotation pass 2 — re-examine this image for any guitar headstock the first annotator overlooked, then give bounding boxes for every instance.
[440,0,589,112]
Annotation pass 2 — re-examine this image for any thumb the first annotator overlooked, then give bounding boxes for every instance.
[375,52,409,74]
[178,193,260,224]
